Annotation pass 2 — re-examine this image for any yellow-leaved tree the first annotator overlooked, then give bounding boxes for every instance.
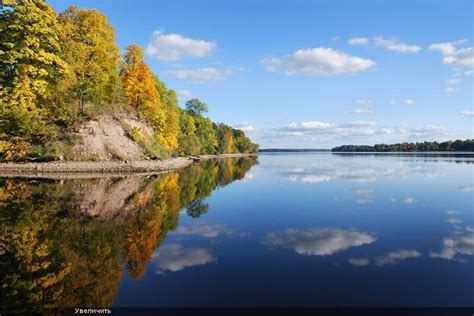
[58,6,121,116]
[155,78,180,151]
[0,0,67,160]
[121,45,180,154]
[120,45,160,111]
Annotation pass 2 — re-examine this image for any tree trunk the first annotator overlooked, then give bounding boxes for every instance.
[80,97,84,116]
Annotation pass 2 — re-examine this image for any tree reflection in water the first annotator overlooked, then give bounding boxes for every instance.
[0,157,257,313]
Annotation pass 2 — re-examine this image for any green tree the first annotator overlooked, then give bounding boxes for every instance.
[178,110,201,155]
[154,78,180,151]
[217,123,235,154]
[185,98,208,116]
[186,199,209,218]
[194,116,218,154]
[233,128,259,153]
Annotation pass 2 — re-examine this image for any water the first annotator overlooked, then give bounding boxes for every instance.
[0,153,473,311]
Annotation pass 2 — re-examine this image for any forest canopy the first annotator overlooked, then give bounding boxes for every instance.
[0,0,258,161]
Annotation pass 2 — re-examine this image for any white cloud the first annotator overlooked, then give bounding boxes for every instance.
[233,122,255,132]
[350,109,374,115]
[429,42,457,56]
[177,90,193,101]
[286,131,303,136]
[146,30,216,61]
[375,249,421,266]
[287,167,376,184]
[442,47,474,67]
[402,99,416,105]
[429,41,473,91]
[404,197,416,204]
[429,41,474,71]
[445,234,474,255]
[356,198,372,204]
[348,37,370,45]
[339,120,376,128]
[166,67,232,83]
[174,222,232,238]
[459,111,474,117]
[430,247,457,260]
[263,228,376,256]
[297,175,332,183]
[153,244,216,272]
[255,118,454,149]
[463,69,474,77]
[410,125,446,136]
[447,218,463,224]
[459,185,474,192]
[446,87,461,93]
[351,189,374,194]
[271,155,453,187]
[262,47,375,75]
[355,99,372,105]
[268,120,448,146]
[446,78,462,85]
[281,121,334,132]
[242,172,254,182]
[430,233,474,261]
[348,258,370,266]
[374,36,421,53]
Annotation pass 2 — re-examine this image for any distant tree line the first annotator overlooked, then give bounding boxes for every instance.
[0,0,258,161]
[332,139,474,152]
[259,149,330,152]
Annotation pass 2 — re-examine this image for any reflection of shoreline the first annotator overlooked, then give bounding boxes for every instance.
[0,156,258,312]
[332,152,474,157]
[0,153,257,179]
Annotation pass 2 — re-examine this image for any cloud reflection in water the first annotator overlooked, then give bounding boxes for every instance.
[263,228,376,256]
[153,244,217,272]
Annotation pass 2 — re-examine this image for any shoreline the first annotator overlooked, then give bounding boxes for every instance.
[0,153,257,179]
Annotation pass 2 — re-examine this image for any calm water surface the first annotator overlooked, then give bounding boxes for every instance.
[1,154,473,311]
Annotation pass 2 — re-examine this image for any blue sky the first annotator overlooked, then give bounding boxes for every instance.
[49,0,473,148]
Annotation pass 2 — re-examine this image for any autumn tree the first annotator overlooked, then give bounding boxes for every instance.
[155,78,180,150]
[58,6,120,115]
[120,45,159,110]
[0,0,66,159]
[0,2,258,161]
[217,123,235,154]
[233,128,258,153]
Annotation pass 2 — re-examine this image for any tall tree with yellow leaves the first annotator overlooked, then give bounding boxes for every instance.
[155,78,180,150]
[0,0,66,159]
[121,46,180,152]
[120,45,160,110]
[58,6,120,115]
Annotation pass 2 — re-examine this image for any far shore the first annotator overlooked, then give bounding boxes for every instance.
[0,153,256,179]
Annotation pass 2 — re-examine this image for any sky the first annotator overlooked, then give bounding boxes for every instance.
[49,0,473,148]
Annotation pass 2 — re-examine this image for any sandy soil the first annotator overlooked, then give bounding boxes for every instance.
[71,112,153,161]
[0,153,256,179]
